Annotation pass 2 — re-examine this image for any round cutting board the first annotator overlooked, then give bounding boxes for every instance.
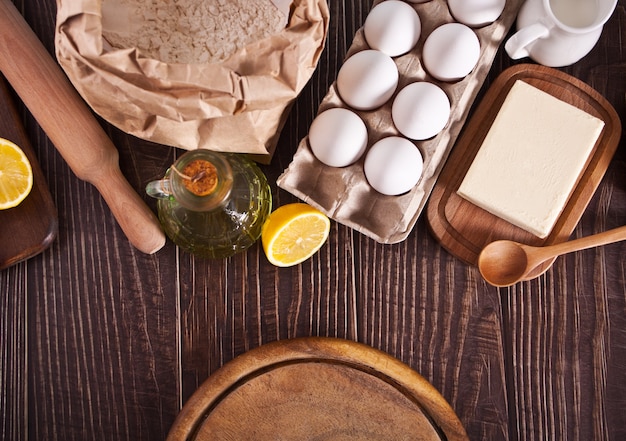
[167,337,468,440]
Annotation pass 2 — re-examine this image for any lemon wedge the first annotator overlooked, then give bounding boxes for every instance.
[262,203,330,267]
[0,137,33,210]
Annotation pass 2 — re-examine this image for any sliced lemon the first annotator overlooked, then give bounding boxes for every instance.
[0,137,33,210]
[262,203,331,267]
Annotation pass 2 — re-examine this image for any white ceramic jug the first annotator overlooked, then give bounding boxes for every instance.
[505,0,617,67]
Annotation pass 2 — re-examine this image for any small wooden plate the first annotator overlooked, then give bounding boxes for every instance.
[0,76,57,270]
[167,337,469,441]
[426,64,621,279]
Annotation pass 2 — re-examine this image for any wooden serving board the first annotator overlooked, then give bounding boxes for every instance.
[426,64,621,279]
[167,337,469,441]
[0,76,57,270]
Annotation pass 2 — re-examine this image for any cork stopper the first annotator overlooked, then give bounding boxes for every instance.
[178,159,218,196]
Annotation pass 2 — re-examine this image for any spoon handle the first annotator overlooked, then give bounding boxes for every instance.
[539,224,626,259]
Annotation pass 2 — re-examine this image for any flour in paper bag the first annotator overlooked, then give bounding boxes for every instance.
[101,0,288,64]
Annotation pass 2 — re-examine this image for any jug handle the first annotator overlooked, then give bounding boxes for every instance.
[146,179,173,200]
[505,22,550,60]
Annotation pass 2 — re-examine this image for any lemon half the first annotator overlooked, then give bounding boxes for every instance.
[262,203,331,267]
[0,137,33,210]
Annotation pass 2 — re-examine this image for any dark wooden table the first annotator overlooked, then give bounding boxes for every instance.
[2,1,625,440]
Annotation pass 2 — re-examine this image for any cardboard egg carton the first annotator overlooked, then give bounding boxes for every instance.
[278,0,523,244]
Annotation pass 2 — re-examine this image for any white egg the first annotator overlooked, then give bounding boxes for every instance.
[364,136,423,196]
[448,0,506,27]
[391,82,450,140]
[336,49,399,111]
[308,107,368,167]
[363,0,421,57]
[422,23,480,82]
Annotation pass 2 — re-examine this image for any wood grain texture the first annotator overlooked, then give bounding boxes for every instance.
[0,0,625,441]
[0,265,27,441]
[355,219,511,440]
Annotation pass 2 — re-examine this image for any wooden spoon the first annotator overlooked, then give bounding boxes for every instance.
[0,0,165,254]
[478,225,626,287]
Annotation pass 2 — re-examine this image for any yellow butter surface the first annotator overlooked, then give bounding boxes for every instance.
[457,80,604,238]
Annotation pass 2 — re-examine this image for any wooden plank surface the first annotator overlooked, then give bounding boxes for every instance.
[0,1,625,441]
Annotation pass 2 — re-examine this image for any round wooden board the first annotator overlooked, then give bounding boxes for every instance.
[167,337,468,441]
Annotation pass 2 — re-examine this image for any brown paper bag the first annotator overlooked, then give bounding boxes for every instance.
[54,0,329,163]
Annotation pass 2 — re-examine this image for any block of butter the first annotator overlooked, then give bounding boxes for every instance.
[457,80,604,238]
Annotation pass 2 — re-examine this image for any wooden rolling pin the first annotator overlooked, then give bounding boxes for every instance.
[0,0,165,254]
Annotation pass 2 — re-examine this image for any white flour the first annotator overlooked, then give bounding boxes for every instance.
[102,0,287,64]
